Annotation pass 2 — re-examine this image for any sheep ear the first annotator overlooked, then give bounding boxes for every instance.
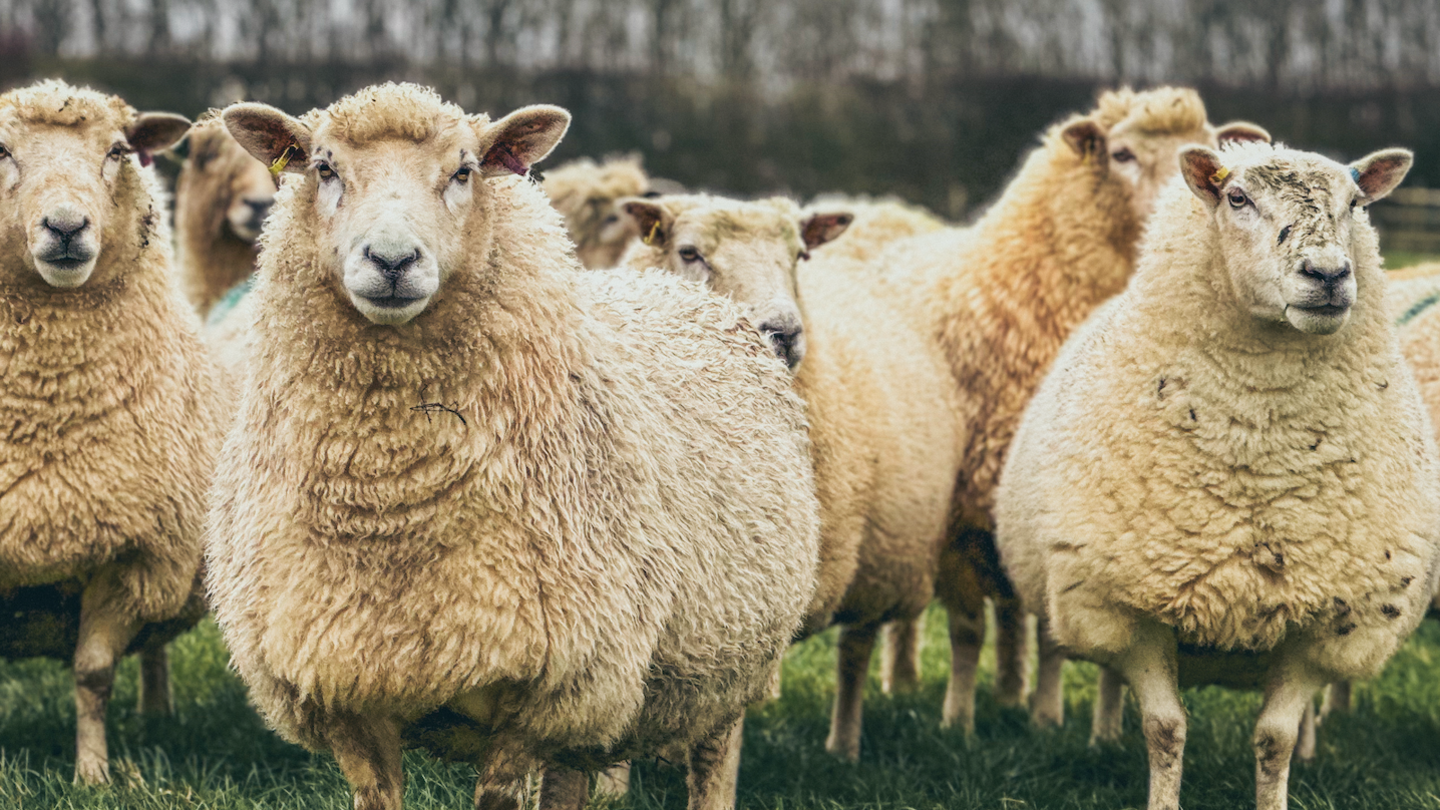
[479,104,571,178]
[1351,148,1413,205]
[620,198,674,247]
[1215,121,1271,145]
[801,212,853,251]
[1180,146,1229,208]
[1061,117,1106,162]
[224,103,311,175]
[127,113,191,165]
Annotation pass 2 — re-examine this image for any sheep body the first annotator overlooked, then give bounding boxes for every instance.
[205,86,819,805]
[996,142,1439,808]
[543,154,656,268]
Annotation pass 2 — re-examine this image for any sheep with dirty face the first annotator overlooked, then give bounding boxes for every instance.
[0,80,224,784]
[543,154,676,269]
[621,191,966,766]
[209,84,821,810]
[995,141,1438,810]
[871,87,1271,738]
[172,112,276,317]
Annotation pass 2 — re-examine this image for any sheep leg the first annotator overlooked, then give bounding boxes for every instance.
[993,596,1029,706]
[73,575,142,785]
[1029,613,1065,728]
[938,585,984,732]
[138,645,173,716]
[825,623,878,761]
[475,777,526,810]
[687,716,744,810]
[595,762,631,797]
[1253,659,1325,810]
[1295,698,1317,763]
[1090,666,1125,745]
[880,618,923,694]
[1318,681,1351,721]
[539,766,590,810]
[328,713,405,810]
[1114,622,1185,810]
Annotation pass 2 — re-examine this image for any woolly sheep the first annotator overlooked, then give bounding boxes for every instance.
[873,87,1271,732]
[210,83,821,810]
[172,111,275,316]
[995,141,1437,810]
[619,192,963,763]
[543,154,677,269]
[0,80,224,784]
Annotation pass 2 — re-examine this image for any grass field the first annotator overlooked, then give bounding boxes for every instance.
[4,604,1440,810]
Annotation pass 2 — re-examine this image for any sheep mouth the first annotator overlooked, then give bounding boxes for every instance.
[1291,304,1349,318]
[361,294,426,310]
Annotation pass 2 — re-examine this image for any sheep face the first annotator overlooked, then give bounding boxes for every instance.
[223,92,569,326]
[0,82,188,289]
[1181,143,1412,336]
[176,120,276,243]
[1070,87,1270,224]
[542,155,652,269]
[621,194,851,371]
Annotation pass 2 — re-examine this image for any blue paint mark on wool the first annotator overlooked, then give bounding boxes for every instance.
[1397,289,1440,327]
[207,274,255,329]
[1351,166,1361,183]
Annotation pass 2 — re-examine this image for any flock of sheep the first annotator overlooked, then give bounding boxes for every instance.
[2,75,1439,810]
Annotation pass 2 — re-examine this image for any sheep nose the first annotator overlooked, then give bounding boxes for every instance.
[760,318,805,370]
[244,197,273,220]
[43,213,89,241]
[1300,259,1352,284]
[364,245,421,282]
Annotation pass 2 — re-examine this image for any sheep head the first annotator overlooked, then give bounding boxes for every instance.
[174,114,276,243]
[0,80,189,290]
[224,83,569,326]
[621,193,851,370]
[1180,141,1411,336]
[1063,86,1270,224]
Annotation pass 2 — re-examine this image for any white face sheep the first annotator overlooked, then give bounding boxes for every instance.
[0,80,222,786]
[994,141,1436,810]
[213,83,820,810]
[542,154,665,269]
[620,193,852,369]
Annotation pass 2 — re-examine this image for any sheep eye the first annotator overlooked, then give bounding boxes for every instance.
[1349,196,1358,210]
[1227,189,1248,208]
[602,214,619,225]
[106,144,129,161]
[452,166,473,184]
[315,162,336,180]
[1111,148,1136,163]
[0,144,9,160]
[678,246,702,262]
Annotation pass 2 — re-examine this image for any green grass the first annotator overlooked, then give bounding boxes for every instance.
[5,608,1440,809]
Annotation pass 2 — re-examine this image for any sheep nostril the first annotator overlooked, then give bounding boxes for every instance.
[43,215,88,240]
[761,322,805,369]
[364,246,421,281]
[1300,259,1351,284]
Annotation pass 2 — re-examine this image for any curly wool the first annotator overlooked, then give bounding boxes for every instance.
[204,93,820,776]
[0,82,225,626]
[998,158,1440,674]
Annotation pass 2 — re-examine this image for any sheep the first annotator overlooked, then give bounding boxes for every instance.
[1386,261,1440,324]
[869,87,1271,733]
[618,191,963,762]
[0,79,224,784]
[172,111,276,317]
[801,194,946,264]
[542,154,679,269]
[995,141,1436,810]
[209,83,821,810]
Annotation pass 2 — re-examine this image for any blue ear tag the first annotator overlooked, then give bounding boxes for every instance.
[1350,166,1361,183]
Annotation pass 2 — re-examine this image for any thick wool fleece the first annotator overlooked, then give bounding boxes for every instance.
[998,170,1440,677]
[174,113,270,316]
[543,155,650,269]
[796,250,962,632]
[204,132,820,775]
[0,86,225,626]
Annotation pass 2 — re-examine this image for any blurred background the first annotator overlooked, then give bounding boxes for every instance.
[3,0,1440,254]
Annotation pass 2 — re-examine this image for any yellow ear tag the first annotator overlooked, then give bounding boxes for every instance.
[269,144,297,177]
[1210,166,1230,186]
[643,220,661,246]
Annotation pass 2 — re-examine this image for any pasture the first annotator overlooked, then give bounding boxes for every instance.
[5,603,1440,810]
